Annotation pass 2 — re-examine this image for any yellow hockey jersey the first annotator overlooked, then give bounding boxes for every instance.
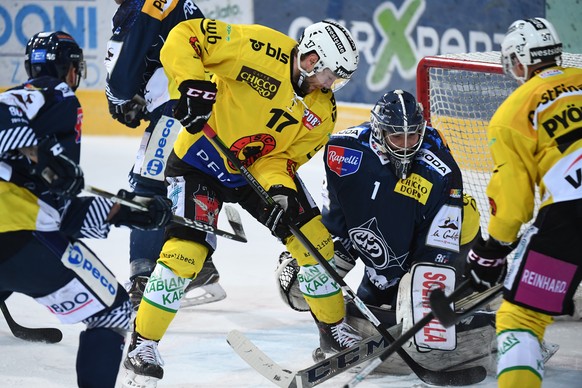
[486,66,582,243]
[160,19,338,191]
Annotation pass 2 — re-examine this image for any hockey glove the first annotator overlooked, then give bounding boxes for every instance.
[109,190,173,231]
[31,136,84,198]
[108,95,148,129]
[259,185,300,240]
[465,235,513,291]
[173,80,217,134]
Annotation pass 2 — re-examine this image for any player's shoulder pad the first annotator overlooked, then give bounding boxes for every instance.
[331,124,368,141]
[415,126,457,177]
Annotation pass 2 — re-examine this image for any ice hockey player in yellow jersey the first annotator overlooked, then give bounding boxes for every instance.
[121,18,359,387]
[464,17,582,388]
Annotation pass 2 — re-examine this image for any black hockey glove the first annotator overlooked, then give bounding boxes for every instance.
[31,136,84,198]
[173,80,217,134]
[465,235,514,291]
[259,185,300,240]
[108,95,148,129]
[109,189,173,231]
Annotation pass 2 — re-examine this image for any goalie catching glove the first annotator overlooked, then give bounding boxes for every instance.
[109,189,173,231]
[31,136,84,198]
[173,80,217,134]
[258,185,300,239]
[276,251,310,312]
[465,235,514,291]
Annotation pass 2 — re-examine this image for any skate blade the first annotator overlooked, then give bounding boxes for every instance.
[180,282,227,308]
[121,367,161,388]
[542,341,560,364]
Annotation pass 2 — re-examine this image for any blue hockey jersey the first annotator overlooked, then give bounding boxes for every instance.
[322,123,464,290]
[104,0,205,110]
[0,77,112,241]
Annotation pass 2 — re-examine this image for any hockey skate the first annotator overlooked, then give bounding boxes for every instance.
[312,318,362,362]
[180,257,227,308]
[121,332,164,388]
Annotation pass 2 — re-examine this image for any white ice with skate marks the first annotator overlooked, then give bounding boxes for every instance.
[0,136,581,387]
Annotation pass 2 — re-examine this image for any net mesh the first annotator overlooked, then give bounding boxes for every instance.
[417,52,582,239]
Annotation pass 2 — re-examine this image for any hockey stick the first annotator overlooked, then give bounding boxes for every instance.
[84,185,247,242]
[343,281,480,387]
[203,125,485,386]
[0,301,63,343]
[228,283,497,387]
[430,283,503,328]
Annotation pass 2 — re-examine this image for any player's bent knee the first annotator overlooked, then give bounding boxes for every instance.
[285,215,334,266]
[158,237,209,278]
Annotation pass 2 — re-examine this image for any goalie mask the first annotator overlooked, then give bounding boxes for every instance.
[25,31,86,91]
[370,90,426,179]
[297,20,359,92]
[501,17,562,84]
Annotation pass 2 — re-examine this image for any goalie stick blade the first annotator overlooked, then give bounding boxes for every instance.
[0,302,63,344]
[227,330,295,388]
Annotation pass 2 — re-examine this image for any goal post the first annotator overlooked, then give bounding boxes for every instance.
[416,52,582,239]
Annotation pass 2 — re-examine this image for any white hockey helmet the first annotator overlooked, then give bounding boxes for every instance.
[297,20,359,92]
[501,17,562,83]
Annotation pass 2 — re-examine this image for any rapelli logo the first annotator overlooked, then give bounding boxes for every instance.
[236,66,281,99]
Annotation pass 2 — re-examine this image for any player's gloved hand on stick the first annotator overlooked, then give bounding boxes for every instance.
[31,136,84,198]
[465,235,514,291]
[110,190,173,230]
[259,185,300,239]
[173,80,217,134]
[108,95,148,129]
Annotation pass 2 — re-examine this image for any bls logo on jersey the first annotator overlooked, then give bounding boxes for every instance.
[327,145,362,177]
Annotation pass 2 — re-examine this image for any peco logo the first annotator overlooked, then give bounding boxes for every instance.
[66,245,116,296]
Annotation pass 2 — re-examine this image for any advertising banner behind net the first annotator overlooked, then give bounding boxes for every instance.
[253,0,544,104]
[0,0,544,105]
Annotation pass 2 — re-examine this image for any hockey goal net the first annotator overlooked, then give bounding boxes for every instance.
[416,52,582,239]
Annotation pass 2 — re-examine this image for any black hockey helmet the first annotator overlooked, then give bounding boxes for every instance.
[370,90,426,179]
[24,31,86,90]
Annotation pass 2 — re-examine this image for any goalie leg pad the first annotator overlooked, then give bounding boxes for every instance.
[397,263,457,351]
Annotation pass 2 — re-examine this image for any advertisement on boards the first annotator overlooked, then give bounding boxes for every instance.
[0,0,253,89]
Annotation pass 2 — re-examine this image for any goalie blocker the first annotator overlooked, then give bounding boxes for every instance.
[276,257,498,374]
